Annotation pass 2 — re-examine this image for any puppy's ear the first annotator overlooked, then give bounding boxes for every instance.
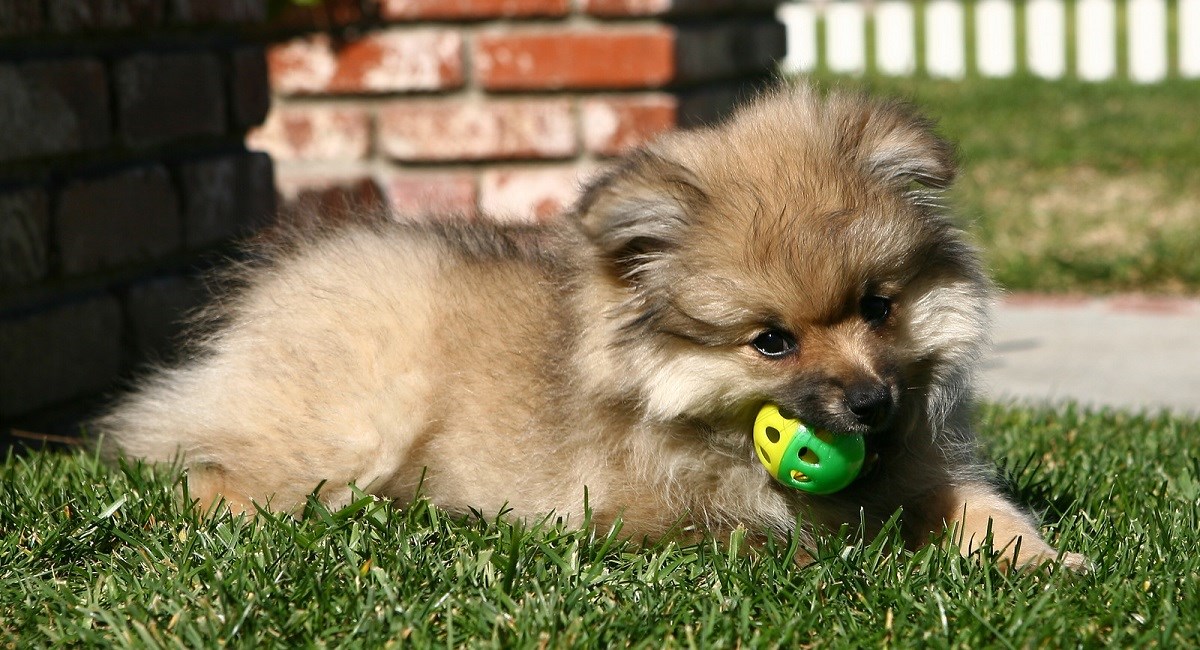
[573,151,707,282]
[851,98,957,189]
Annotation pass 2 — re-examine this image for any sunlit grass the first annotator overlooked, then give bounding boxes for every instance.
[3,405,1198,647]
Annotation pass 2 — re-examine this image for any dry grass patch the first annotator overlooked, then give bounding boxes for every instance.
[804,73,1200,293]
[958,163,1200,293]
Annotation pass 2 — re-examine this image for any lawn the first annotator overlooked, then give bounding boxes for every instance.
[807,73,1200,294]
[3,405,1198,647]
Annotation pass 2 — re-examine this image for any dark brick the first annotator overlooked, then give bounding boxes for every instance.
[0,294,122,416]
[676,77,769,127]
[0,187,50,290]
[0,0,45,37]
[180,155,237,248]
[674,20,786,83]
[123,274,206,363]
[229,46,270,129]
[179,151,275,248]
[170,0,266,23]
[115,52,225,148]
[0,59,110,163]
[240,151,276,232]
[47,0,165,32]
[57,165,182,275]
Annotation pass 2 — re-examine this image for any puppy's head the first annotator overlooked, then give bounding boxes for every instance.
[573,84,991,440]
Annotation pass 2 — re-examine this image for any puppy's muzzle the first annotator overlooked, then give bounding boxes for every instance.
[778,375,899,436]
[845,380,896,431]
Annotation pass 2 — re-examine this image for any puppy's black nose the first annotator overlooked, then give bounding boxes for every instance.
[845,382,894,429]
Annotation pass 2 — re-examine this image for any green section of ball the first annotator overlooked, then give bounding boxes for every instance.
[776,424,865,494]
[753,403,865,495]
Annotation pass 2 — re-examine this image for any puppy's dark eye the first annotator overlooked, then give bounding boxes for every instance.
[860,296,892,327]
[751,329,797,358]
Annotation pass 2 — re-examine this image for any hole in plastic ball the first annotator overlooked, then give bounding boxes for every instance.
[765,426,780,443]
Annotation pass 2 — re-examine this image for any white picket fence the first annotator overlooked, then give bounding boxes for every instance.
[780,0,1200,82]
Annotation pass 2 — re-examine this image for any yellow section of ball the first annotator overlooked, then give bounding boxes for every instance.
[753,403,800,477]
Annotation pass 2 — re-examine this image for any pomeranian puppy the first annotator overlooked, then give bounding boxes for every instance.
[97,84,1086,570]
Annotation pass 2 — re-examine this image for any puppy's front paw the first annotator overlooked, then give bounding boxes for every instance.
[1009,542,1093,573]
[1058,551,1093,573]
[1029,549,1091,573]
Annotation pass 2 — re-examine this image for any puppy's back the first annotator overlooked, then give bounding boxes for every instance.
[96,217,573,512]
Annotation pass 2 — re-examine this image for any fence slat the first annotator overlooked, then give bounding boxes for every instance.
[780,0,1178,83]
[976,0,1016,76]
[875,1,917,75]
[926,0,966,77]
[1026,0,1066,78]
[1128,0,1168,82]
[1077,0,1117,80]
[1182,0,1200,77]
[778,2,818,73]
[826,1,867,74]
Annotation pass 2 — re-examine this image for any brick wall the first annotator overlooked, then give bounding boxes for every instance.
[254,0,786,222]
[0,0,786,441]
[0,1,275,435]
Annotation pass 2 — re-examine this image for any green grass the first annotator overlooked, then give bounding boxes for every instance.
[805,73,1200,294]
[3,405,1199,647]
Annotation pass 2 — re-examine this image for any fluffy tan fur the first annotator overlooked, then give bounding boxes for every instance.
[97,84,1086,570]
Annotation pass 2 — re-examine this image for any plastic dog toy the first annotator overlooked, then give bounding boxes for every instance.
[753,403,865,495]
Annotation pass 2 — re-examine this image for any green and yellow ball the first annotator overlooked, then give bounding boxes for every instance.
[753,403,866,495]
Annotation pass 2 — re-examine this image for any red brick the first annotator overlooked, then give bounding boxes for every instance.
[0,294,122,416]
[328,30,463,93]
[56,165,182,275]
[583,0,781,16]
[581,94,677,156]
[271,0,371,30]
[0,0,45,36]
[381,0,568,20]
[179,152,275,248]
[230,46,271,129]
[269,30,463,95]
[47,0,164,32]
[378,99,575,162]
[248,105,371,162]
[169,0,267,23]
[475,27,675,90]
[0,59,110,162]
[582,0,669,15]
[115,52,225,148]
[385,172,478,218]
[480,165,598,222]
[267,36,335,95]
[275,172,388,223]
[0,187,50,289]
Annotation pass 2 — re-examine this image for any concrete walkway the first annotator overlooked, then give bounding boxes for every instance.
[981,295,1200,417]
